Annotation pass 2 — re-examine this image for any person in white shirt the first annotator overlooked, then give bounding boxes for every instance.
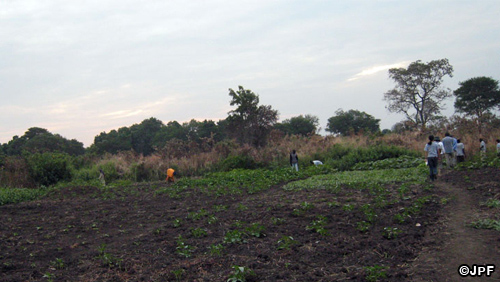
[434,136,445,169]
[479,138,486,159]
[496,139,500,158]
[425,135,441,181]
[455,139,465,163]
[310,160,323,166]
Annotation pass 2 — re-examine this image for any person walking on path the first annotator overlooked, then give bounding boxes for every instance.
[435,136,444,169]
[442,132,456,168]
[425,135,441,181]
[496,139,500,158]
[479,138,486,158]
[456,139,466,163]
[290,150,299,171]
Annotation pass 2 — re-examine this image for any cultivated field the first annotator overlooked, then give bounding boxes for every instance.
[1,165,499,281]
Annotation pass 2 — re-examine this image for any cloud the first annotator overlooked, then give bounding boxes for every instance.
[347,62,409,82]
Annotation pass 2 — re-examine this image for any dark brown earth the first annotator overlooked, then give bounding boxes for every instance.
[410,168,500,281]
[1,168,499,282]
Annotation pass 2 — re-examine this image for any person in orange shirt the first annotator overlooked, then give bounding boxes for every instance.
[166,168,176,183]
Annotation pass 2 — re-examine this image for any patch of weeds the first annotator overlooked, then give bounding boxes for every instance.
[277,236,298,250]
[292,201,315,216]
[49,258,65,270]
[327,200,340,208]
[227,265,256,282]
[223,229,247,244]
[306,215,330,236]
[271,217,286,225]
[468,219,500,231]
[342,203,355,212]
[394,212,411,224]
[175,235,194,258]
[482,199,500,208]
[43,272,55,282]
[236,203,248,211]
[364,265,388,282]
[96,244,123,268]
[172,218,182,228]
[246,223,266,238]
[356,221,371,233]
[188,209,210,221]
[171,268,185,282]
[232,220,245,228]
[382,227,403,239]
[207,215,218,225]
[191,227,208,238]
[208,244,225,257]
[213,204,228,212]
[361,204,378,223]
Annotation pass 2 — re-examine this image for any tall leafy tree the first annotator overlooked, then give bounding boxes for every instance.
[275,114,320,136]
[453,76,500,133]
[326,109,380,136]
[384,58,454,130]
[2,127,85,156]
[226,86,279,147]
[130,117,164,156]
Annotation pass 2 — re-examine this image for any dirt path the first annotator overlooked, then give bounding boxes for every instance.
[411,173,500,281]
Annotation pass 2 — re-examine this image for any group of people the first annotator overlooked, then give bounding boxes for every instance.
[289,149,323,171]
[424,133,464,181]
[425,133,500,181]
[163,138,500,184]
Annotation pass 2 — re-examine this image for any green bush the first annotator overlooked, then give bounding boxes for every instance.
[0,187,47,206]
[217,155,260,171]
[324,144,419,171]
[26,152,72,186]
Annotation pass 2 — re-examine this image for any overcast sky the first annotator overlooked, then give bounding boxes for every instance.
[1,0,499,147]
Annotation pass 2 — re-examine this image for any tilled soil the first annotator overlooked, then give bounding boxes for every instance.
[1,168,498,281]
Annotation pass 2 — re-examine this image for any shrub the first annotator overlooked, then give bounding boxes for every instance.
[217,155,260,171]
[26,152,72,186]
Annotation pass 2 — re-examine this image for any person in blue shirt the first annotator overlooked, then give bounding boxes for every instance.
[441,132,456,168]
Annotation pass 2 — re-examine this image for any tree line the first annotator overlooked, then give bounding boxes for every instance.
[1,58,499,159]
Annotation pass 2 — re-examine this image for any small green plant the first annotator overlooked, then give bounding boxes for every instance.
[342,204,355,212]
[236,203,248,211]
[208,243,225,257]
[483,199,500,208]
[207,215,218,224]
[223,230,247,244]
[306,215,330,236]
[173,218,182,228]
[382,227,403,239]
[171,268,185,282]
[188,209,210,220]
[356,221,371,233]
[227,265,255,282]
[327,200,340,208]
[468,219,500,231]
[271,217,286,225]
[49,258,65,269]
[300,201,315,210]
[213,204,228,212]
[364,265,388,282]
[96,244,123,268]
[43,272,55,282]
[191,227,208,237]
[277,236,298,250]
[175,235,194,258]
[246,223,266,238]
